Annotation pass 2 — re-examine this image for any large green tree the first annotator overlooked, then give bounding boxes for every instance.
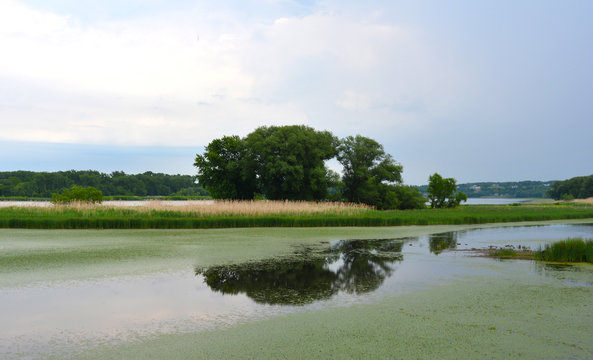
[426,173,467,208]
[245,125,338,200]
[337,135,403,208]
[547,174,593,200]
[194,135,256,199]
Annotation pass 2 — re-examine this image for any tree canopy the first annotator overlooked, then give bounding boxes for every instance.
[194,126,426,210]
[426,173,467,208]
[547,175,593,200]
[194,136,255,199]
[196,125,338,201]
[245,125,338,200]
[0,170,206,198]
[337,135,403,209]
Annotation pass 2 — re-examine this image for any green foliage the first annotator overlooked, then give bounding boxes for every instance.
[337,135,403,207]
[51,185,103,204]
[548,175,593,200]
[2,205,593,229]
[245,125,338,200]
[536,238,593,263]
[194,135,255,199]
[0,170,205,198]
[426,173,467,208]
[195,125,338,201]
[391,185,426,210]
[194,127,428,209]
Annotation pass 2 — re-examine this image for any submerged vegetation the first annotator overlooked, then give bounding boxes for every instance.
[0,201,592,229]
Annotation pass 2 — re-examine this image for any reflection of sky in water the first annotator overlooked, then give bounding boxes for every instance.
[1,224,593,359]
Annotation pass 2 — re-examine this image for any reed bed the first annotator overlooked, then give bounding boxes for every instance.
[1,202,593,229]
[573,197,593,205]
[51,200,373,216]
[536,238,593,263]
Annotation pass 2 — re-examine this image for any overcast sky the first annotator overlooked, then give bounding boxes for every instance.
[1,0,591,185]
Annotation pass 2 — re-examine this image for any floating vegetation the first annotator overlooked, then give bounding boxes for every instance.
[488,248,536,260]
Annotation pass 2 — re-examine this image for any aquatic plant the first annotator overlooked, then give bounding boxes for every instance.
[536,238,593,263]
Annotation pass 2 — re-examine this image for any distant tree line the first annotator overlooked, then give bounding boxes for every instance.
[0,170,207,198]
[547,175,593,200]
[194,125,426,210]
[418,181,554,198]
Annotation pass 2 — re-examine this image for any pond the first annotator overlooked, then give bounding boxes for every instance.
[1,223,592,359]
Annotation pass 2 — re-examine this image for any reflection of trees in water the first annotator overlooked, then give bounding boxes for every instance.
[195,239,403,305]
[534,262,593,286]
[428,232,458,254]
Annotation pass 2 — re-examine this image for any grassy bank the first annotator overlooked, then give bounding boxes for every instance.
[1,201,593,229]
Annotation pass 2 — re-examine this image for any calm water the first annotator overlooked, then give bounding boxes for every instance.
[1,224,592,358]
[464,198,531,205]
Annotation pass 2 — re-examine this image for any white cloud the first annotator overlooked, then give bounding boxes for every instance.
[0,0,468,150]
[336,90,371,110]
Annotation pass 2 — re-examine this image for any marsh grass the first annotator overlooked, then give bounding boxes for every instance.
[1,201,593,229]
[536,238,593,263]
[55,200,373,216]
[488,248,535,260]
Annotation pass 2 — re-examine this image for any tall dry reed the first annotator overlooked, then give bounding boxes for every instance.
[47,200,373,216]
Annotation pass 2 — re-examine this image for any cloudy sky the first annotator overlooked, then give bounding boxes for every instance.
[1,0,591,184]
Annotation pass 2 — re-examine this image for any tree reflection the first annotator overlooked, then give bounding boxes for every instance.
[428,232,458,254]
[195,239,403,305]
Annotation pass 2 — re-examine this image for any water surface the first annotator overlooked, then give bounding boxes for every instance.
[1,223,592,359]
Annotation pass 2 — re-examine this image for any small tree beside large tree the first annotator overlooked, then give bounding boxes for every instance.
[194,126,426,210]
[426,173,467,208]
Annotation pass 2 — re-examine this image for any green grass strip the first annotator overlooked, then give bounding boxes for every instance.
[1,205,593,229]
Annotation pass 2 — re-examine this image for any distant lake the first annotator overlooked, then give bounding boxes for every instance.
[464,198,530,205]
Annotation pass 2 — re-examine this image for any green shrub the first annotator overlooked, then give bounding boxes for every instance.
[51,185,103,204]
